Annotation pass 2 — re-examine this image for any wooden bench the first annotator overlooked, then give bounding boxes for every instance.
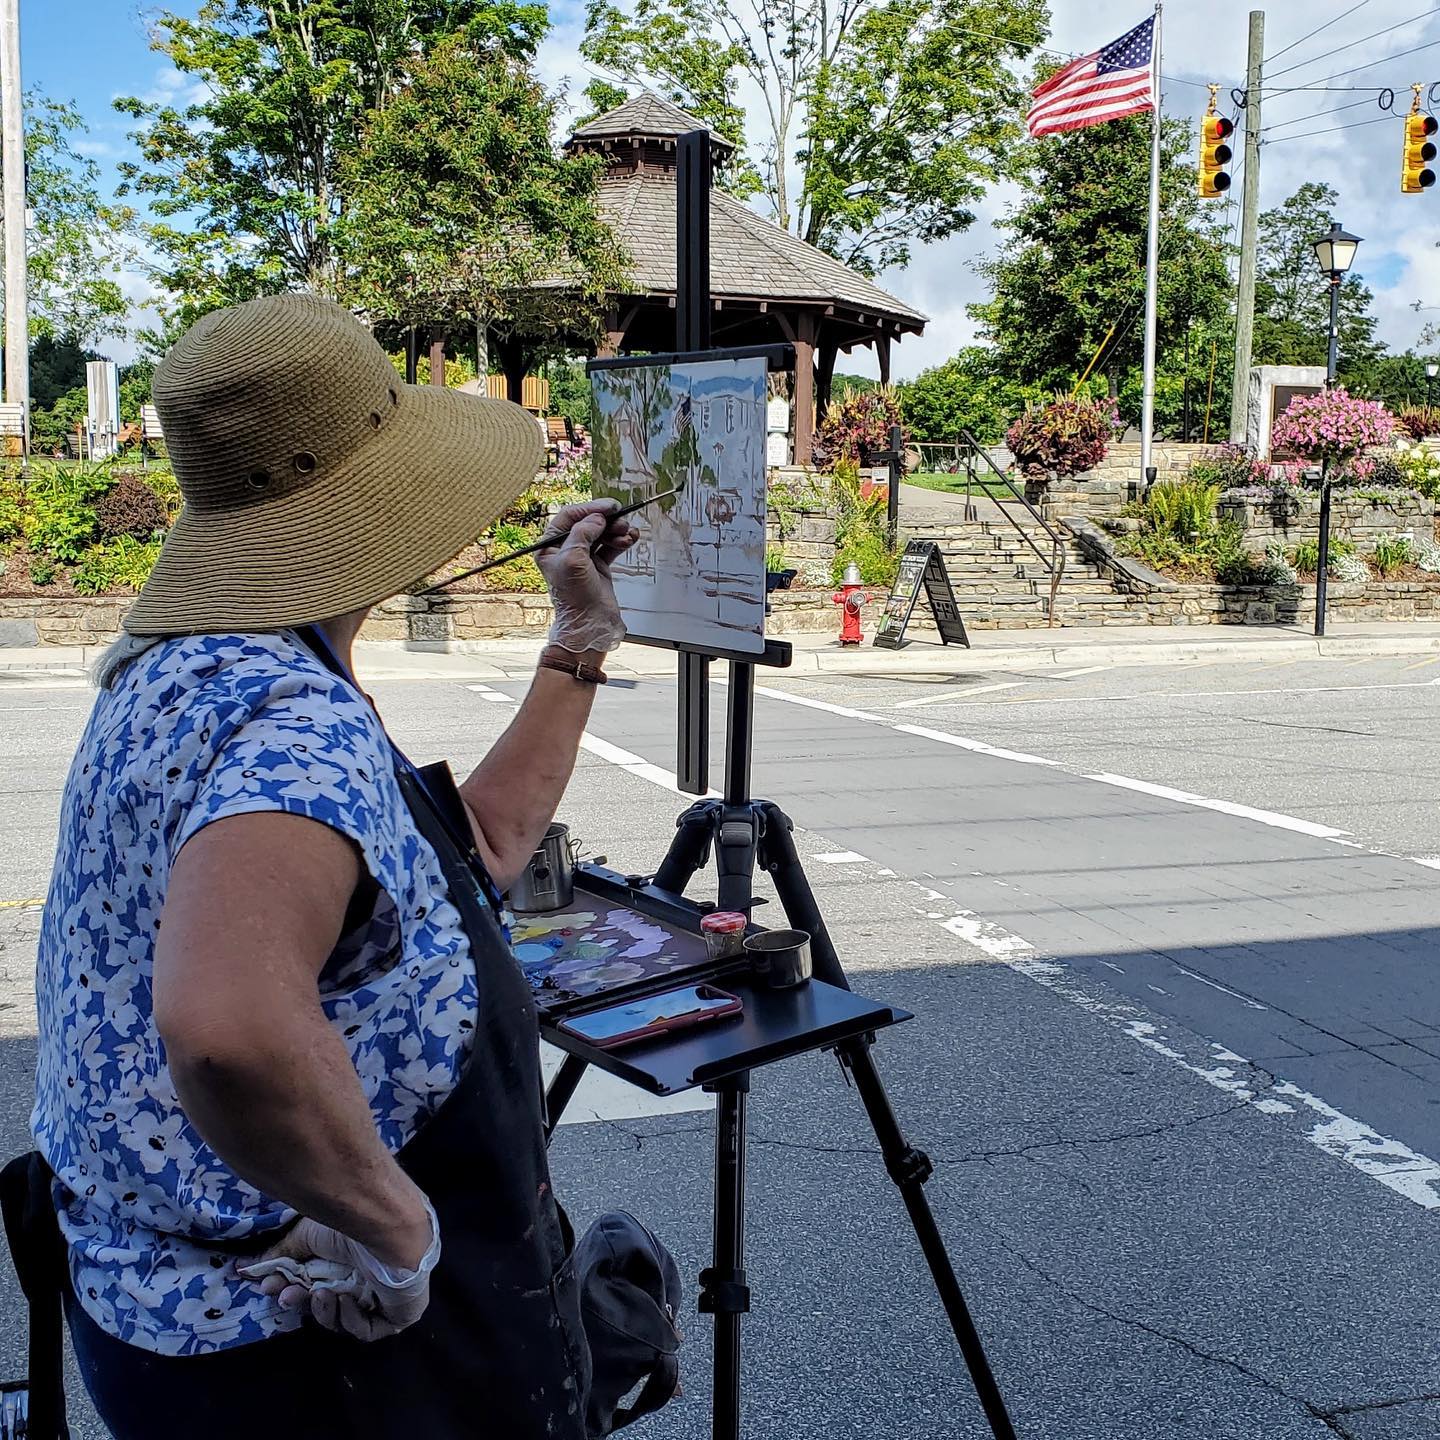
[544,414,576,469]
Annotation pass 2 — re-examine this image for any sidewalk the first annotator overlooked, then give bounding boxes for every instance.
[6,620,1440,682]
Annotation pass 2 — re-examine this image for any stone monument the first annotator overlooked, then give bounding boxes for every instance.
[1246,365,1326,458]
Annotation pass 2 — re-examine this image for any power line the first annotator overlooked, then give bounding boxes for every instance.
[1261,112,1397,144]
[1267,5,1433,81]
[1318,35,1440,85]
[1264,0,1372,67]
[1258,94,1378,133]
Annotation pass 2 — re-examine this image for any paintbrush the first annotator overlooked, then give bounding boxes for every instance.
[418,486,680,596]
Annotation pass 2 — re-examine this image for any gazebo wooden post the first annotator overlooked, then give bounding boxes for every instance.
[816,331,838,422]
[876,332,892,387]
[793,311,816,466]
[429,325,447,386]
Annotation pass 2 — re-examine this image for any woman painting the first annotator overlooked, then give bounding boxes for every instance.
[21,293,637,1436]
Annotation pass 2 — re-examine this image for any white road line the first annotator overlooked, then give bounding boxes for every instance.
[1084,772,1349,840]
[1052,665,1110,679]
[814,850,870,864]
[752,684,886,722]
[892,682,1022,708]
[894,723,1064,768]
[1403,655,1440,671]
[965,679,1440,707]
[466,683,517,704]
[1172,965,1268,1010]
[577,731,716,797]
[904,880,1440,1209]
[759,686,1364,847]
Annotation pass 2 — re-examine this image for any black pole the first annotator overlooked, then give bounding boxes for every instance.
[886,421,902,544]
[700,1076,750,1440]
[1315,275,1340,638]
[675,131,713,793]
[1182,316,1192,443]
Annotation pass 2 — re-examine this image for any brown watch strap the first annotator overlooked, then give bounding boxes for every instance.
[538,653,608,685]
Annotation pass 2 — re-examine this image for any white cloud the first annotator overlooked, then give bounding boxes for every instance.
[538,0,1440,378]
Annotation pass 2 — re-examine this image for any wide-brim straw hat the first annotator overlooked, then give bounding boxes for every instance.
[124,292,542,635]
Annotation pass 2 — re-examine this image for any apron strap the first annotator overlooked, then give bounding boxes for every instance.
[0,1151,70,1439]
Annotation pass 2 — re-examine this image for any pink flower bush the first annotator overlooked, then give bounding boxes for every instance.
[1270,388,1396,475]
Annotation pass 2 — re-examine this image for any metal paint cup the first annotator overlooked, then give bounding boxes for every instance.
[743,929,813,989]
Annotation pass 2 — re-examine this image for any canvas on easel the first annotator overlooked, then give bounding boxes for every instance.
[590,354,769,657]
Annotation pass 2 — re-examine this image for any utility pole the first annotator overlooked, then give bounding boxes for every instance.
[0,0,26,455]
[1228,9,1263,444]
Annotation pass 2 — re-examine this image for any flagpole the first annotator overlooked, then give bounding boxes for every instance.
[1139,2,1162,487]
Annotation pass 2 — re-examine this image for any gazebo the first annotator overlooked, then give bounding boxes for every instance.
[494,93,928,465]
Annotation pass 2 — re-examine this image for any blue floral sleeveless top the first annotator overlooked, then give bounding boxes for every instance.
[31,632,477,1355]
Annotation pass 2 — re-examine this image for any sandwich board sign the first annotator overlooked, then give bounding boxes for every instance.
[872,540,969,650]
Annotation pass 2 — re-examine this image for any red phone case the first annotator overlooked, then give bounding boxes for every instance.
[558,984,743,1050]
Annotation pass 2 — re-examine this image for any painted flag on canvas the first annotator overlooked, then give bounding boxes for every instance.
[1026,17,1156,138]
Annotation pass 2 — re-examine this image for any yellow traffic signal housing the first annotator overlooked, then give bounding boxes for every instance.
[1199,115,1233,198]
[1403,112,1437,193]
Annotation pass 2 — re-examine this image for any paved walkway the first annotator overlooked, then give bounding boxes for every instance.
[7,620,1440,683]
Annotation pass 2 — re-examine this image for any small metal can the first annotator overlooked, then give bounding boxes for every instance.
[700,910,748,961]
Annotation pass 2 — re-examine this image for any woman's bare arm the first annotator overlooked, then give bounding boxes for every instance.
[154,811,432,1269]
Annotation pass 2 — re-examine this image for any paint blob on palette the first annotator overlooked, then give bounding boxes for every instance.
[511,903,711,1006]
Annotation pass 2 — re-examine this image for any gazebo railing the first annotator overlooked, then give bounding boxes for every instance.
[956,429,1066,627]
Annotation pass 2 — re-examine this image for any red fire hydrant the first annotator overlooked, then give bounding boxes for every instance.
[833,562,868,645]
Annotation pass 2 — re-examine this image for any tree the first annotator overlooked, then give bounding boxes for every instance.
[21,95,135,346]
[971,112,1233,409]
[116,0,547,322]
[1252,182,1380,372]
[581,0,1047,274]
[338,32,626,357]
[897,348,1045,444]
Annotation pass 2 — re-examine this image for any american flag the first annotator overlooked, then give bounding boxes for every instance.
[1026,17,1156,138]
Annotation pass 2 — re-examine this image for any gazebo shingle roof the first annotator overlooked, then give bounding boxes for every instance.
[569,92,735,153]
[597,172,926,330]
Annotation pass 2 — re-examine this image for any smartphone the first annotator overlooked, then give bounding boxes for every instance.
[557,984,743,1050]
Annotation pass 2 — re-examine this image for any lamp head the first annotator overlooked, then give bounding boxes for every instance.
[1312,221,1362,277]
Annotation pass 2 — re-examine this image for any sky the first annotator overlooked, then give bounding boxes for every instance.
[17,0,1440,378]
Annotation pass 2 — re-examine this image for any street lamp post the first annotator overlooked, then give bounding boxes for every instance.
[1311,222,1362,638]
[1427,360,1437,409]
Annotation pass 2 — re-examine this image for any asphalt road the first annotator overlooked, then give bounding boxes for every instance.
[2,651,1440,1438]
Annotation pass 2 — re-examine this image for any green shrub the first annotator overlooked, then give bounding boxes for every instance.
[28,557,57,586]
[71,536,164,595]
[1392,446,1440,501]
[765,546,789,573]
[1370,535,1414,578]
[22,487,99,563]
[96,475,167,539]
[832,528,898,587]
[1144,478,1220,538]
[0,477,21,547]
[1291,537,1356,575]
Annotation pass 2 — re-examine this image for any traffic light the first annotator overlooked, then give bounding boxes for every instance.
[1403,111,1437,193]
[1199,114,1233,198]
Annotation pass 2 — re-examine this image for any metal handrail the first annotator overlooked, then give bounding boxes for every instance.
[956,429,1067,625]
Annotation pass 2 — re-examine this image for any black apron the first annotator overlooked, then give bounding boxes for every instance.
[4,644,591,1439]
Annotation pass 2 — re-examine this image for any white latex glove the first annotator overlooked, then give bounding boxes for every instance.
[535,500,639,654]
[238,1198,441,1342]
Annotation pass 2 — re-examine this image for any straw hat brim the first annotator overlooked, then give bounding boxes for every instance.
[124,385,543,635]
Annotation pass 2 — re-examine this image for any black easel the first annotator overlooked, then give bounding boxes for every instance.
[544,132,1017,1440]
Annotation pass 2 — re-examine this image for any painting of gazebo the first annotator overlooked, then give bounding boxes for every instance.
[591,355,767,655]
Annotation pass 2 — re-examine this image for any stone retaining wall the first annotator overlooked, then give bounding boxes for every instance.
[764,506,835,578]
[8,578,1440,647]
[1217,491,1434,553]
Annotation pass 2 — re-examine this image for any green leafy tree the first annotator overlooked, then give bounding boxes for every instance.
[1252,181,1380,371]
[116,0,547,322]
[897,347,1048,444]
[971,113,1233,409]
[22,95,135,345]
[581,0,1047,274]
[338,32,626,353]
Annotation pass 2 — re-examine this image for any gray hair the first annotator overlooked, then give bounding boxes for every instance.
[92,633,164,690]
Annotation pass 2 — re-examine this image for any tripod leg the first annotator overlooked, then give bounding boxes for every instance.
[543,1054,587,1143]
[755,800,849,991]
[653,799,721,897]
[698,1073,750,1440]
[841,1038,1018,1440]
